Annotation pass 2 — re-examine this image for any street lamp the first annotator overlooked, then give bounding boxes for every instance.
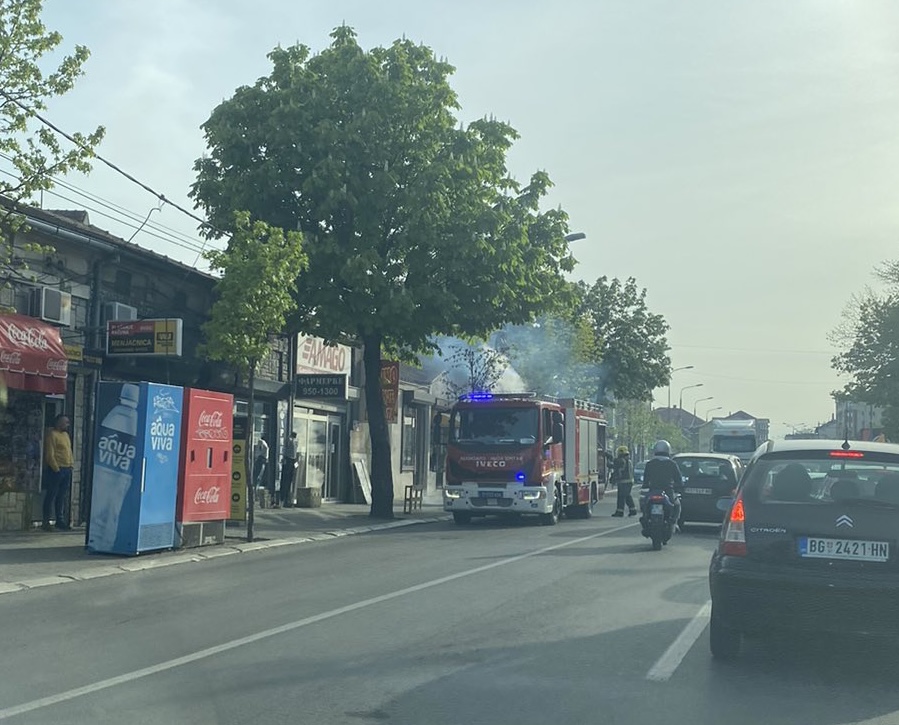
[668,365,694,409]
[678,383,703,411]
[705,405,723,420]
[564,232,587,242]
[678,383,703,427]
[693,396,714,420]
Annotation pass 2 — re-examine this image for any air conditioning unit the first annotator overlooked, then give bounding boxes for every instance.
[103,302,138,322]
[30,287,72,326]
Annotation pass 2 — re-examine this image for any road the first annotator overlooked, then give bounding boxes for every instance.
[2,509,898,724]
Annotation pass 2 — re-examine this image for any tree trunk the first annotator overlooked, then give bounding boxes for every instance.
[363,333,395,519]
[247,363,257,542]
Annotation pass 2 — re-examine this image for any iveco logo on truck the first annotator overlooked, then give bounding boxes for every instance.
[476,460,507,468]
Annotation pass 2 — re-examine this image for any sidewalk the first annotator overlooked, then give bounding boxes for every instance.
[0,498,449,594]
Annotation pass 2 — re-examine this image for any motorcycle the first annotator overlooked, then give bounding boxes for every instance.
[640,488,679,551]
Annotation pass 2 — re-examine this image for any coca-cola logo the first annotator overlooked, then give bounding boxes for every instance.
[46,358,68,373]
[3,322,50,350]
[198,410,223,428]
[0,350,22,365]
[194,486,221,505]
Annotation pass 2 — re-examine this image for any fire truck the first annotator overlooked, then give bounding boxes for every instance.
[443,393,609,525]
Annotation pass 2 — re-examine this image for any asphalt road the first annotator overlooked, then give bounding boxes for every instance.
[2,507,899,725]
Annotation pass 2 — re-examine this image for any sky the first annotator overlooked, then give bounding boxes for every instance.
[15,0,899,438]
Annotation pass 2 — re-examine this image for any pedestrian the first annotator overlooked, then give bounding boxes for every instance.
[611,445,637,517]
[253,435,270,503]
[279,431,299,507]
[43,414,73,531]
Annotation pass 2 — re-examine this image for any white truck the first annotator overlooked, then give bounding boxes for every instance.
[701,418,769,463]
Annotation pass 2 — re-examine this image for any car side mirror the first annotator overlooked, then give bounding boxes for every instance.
[716,496,735,512]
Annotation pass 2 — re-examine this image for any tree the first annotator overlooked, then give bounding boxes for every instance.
[203,212,307,541]
[191,27,575,518]
[443,342,508,399]
[576,277,671,403]
[612,400,688,460]
[0,0,104,259]
[832,263,899,440]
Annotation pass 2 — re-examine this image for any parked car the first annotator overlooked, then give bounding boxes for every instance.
[671,453,743,526]
[708,439,899,660]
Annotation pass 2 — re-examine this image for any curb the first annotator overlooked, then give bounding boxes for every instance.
[0,515,450,597]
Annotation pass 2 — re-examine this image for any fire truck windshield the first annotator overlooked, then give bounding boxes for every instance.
[450,408,538,446]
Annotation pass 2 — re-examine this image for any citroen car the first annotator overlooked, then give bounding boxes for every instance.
[709,439,899,660]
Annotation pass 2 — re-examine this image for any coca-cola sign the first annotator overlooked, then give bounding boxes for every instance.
[2,321,50,350]
[0,313,67,389]
[194,486,221,505]
[46,358,68,373]
[195,409,229,439]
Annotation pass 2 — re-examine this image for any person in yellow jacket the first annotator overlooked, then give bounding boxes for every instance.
[43,414,74,531]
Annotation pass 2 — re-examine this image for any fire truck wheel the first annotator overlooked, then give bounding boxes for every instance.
[540,487,562,526]
[453,512,472,526]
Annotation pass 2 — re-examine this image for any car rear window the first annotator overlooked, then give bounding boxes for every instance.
[675,457,737,483]
[742,452,899,505]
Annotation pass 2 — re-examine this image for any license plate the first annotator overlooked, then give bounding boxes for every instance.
[651,504,664,515]
[480,490,503,498]
[799,537,890,562]
[684,487,713,495]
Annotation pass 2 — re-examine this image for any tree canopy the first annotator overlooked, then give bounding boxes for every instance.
[0,0,104,256]
[832,263,899,439]
[576,276,671,403]
[191,26,576,516]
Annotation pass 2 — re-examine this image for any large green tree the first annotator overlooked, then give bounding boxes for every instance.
[832,263,899,440]
[0,0,104,258]
[203,213,307,541]
[577,276,671,403]
[191,27,575,517]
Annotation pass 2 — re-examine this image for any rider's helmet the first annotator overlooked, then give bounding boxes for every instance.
[652,440,672,457]
[616,445,629,456]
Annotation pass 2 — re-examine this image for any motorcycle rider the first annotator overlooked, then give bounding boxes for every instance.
[611,445,637,517]
[640,440,683,533]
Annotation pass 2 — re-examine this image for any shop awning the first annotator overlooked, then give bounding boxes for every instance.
[0,314,68,394]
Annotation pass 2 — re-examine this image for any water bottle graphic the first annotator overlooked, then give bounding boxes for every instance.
[90,383,140,550]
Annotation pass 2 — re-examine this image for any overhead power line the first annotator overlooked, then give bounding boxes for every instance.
[0,89,226,240]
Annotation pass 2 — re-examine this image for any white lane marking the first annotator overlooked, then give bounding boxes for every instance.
[646,600,712,682]
[0,522,637,721]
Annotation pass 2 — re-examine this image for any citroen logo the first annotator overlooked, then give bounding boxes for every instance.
[836,514,854,528]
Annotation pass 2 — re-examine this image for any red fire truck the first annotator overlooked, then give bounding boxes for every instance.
[443,393,609,525]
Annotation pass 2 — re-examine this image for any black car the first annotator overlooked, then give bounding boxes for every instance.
[671,453,743,526]
[708,439,899,660]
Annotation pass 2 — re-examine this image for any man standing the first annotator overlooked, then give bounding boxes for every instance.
[43,414,74,531]
[611,445,637,517]
[253,435,270,505]
[279,431,299,508]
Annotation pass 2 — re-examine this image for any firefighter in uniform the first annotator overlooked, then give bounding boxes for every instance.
[611,445,637,517]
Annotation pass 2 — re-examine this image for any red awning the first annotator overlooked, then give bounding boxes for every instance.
[0,314,68,395]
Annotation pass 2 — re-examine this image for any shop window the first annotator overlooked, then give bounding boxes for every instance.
[401,406,416,471]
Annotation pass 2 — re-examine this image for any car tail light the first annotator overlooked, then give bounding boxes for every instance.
[830,450,864,459]
[721,494,746,557]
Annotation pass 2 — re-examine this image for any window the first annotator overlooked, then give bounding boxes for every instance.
[401,406,416,471]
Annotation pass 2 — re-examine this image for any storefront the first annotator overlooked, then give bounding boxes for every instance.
[0,314,69,531]
[291,336,354,503]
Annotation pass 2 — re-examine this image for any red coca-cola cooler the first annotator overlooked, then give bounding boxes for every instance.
[175,388,234,548]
